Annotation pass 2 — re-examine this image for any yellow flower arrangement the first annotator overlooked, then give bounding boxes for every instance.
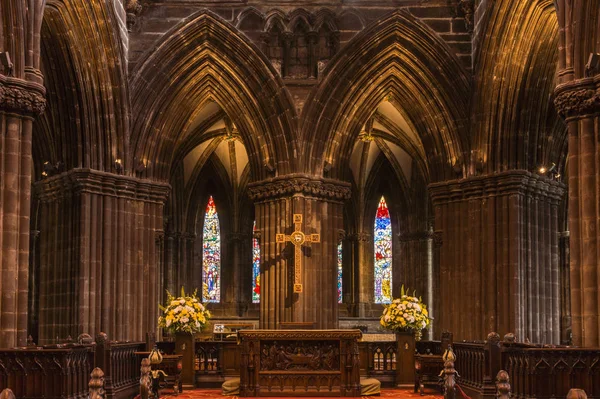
[158,287,211,334]
[380,285,431,341]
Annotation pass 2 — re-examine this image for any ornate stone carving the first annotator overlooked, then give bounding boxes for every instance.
[456,0,474,33]
[554,77,600,120]
[0,75,46,115]
[433,231,443,248]
[348,231,371,242]
[126,0,143,32]
[429,170,566,205]
[35,168,171,204]
[398,231,432,242]
[248,175,351,201]
[227,232,250,243]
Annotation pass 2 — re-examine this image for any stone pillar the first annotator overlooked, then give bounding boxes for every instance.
[34,169,169,343]
[248,176,350,329]
[0,76,46,348]
[307,31,318,79]
[281,32,293,78]
[559,231,571,344]
[397,231,431,303]
[353,231,372,318]
[553,0,600,347]
[429,171,564,343]
[554,78,600,345]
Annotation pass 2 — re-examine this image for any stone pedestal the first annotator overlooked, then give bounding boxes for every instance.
[396,331,416,388]
[34,169,169,343]
[175,332,196,388]
[248,175,350,329]
[429,171,565,342]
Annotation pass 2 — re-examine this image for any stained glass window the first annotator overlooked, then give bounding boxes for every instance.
[252,221,260,303]
[374,196,392,303]
[337,242,343,304]
[202,196,221,303]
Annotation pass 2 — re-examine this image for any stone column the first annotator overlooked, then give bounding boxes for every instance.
[397,231,431,302]
[248,175,350,329]
[553,0,600,347]
[559,231,571,344]
[307,31,318,79]
[555,78,600,345]
[0,76,46,348]
[34,169,169,343]
[429,171,564,343]
[281,32,293,78]
[352,231,372,318]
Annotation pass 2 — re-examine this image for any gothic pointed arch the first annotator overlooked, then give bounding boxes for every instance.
[301,10,470,182]
[34,0,128,176]
[129,10,298,181]
[471,0,565,174]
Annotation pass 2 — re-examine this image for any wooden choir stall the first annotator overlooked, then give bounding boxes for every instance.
[237,330,363,397]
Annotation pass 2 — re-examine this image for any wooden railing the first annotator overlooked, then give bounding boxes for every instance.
[453,342,486,391]
[450,334,600,399]
[0,334,144,399]
[0,346,92,399]
[503,347,600,399]
[95,336,145,399]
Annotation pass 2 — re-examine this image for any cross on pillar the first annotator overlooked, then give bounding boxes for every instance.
[276,214,320,293]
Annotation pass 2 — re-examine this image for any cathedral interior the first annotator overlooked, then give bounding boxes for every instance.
[0,0,599,352]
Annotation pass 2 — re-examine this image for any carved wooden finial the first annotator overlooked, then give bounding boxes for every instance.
[503,333,516,343]
[0,389,16,399]
[567,389,588,399]
[442,345,458,399]
[89,367,105,399]
[140,358,152,399]
[95,332,108,344]
[496,370,510,399]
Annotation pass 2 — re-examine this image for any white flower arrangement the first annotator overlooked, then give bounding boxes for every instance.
[158,287,211,335]
[380,285,431,341]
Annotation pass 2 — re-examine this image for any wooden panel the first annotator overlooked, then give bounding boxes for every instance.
[238,330,362,397]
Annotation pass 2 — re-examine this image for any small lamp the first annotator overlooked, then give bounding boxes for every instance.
[114,159,123,174]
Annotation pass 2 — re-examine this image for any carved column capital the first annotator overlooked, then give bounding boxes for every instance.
[348,231,371,242]
[34,168,171,204]
[554,76,600,121]
[247,174,351,202]
[433,231,443,248]
[398,231,431,243]
[0,75,46,116]
[227,232,250,243]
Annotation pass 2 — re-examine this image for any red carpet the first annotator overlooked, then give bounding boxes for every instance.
[155,388,443,399]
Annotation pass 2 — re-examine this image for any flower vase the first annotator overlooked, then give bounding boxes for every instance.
[395,330,416,388]
[175,332,196,388]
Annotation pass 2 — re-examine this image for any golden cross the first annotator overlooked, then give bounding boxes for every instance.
[276,214,320,293]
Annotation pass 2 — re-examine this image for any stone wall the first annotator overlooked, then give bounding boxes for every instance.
[128,0,473,74]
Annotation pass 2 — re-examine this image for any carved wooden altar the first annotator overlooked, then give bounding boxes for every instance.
[238,330,362,397]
